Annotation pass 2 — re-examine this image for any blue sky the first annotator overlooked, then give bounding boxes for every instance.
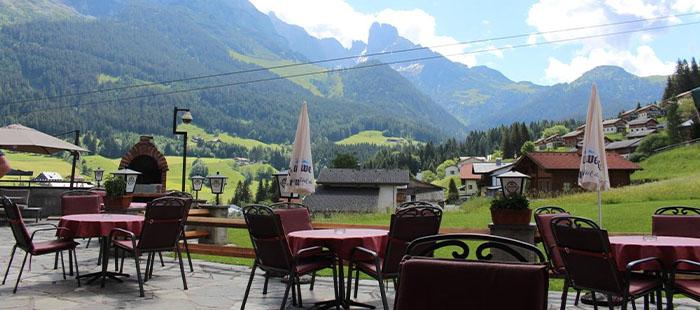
[251,0,700,85]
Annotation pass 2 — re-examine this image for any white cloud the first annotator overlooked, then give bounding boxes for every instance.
[544,46,675,83]
[528,0,696,84]
[249,0,493,67]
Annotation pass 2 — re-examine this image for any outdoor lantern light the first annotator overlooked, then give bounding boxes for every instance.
[173,106,192,192]
[191,175,204,202]
[94,167,105,188]
[111,168,142,194]
[273,170,297,202]
[206,172,227,205]
[496,171,531,198]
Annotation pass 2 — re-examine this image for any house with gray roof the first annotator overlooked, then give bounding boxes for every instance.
[626,128,657,139]
[472,160,514,197]
[605,138,642,158]
[304,168,410,213]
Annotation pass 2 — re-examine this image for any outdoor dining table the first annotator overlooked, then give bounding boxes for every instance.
[58,214,144,285]
[287,228,389,309]
[609,235,700,270]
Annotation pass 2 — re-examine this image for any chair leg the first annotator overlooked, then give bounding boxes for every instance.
[72,249,81,287]
[666,288,674,310]
[114,247,119,272]
[309,271,316,291]
[656,289,662,309]
[158,252,164,267]
[345,262,354,305]
[133,252,145,297]
[3,245,17,285]
[280,272,293,310]
[144,253,152,282]
[331,263,340,310]
[592,291,599,310]
[262,273,269,295]
[60,251,66,280]
[54,252,59,270]
[149,253,156,279]
[560,278,569,310]
[296,276,302,307]
[376,273,389,310]
[68,247,73,276]
[175,246,188,290]
[240,264,257,310]
[86,238,91,248]
[12,252,29,294]
[182,238,193,272]
[643,295,649,310]
[575,289,581,305]
[290,275,297,306]
[354,268,360,299]
[120,251,125,274]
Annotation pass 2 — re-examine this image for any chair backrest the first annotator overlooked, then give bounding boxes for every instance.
[243,204,293,271]
[137,197,189,251]
[550,216,624,295]
[382,205,443,274]
[164,191,194,199]
[396,201,441,210]
[652,206,700,238]
[533,206,569,274]
[90,189,107,210]
[406,233,546,264]
[270,202,313,234]
[1,196,33,252]
[61,190,101,215]
[394,257,548,310]
[0,189,30,206]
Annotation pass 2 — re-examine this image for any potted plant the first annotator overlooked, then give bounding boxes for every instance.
[103,175,132,211]
[490,194,531,225]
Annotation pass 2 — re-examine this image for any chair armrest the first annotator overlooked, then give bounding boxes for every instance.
[626,257,664,282]
[670,259,700,282]
[30,226,72,241]
[296,246,325,257]
[27,222,57,228]
[349,246,380,265]
[108,227,136,241]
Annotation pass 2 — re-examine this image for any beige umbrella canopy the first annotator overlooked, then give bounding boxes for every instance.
[287,101,315,195]
[0,124,87,154]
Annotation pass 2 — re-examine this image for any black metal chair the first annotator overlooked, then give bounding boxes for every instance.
[241,204,339,310]
[108,197,189,297]
[394,233,548,310]
[346,203,443,310]
[666,259,700,309]
[268,202,318,292]
[396,200,441,210]
[533,206,582,306]
[551,216,664,310]
[0,189,41,223]
[1,196,80,293]
[163,190,195,272]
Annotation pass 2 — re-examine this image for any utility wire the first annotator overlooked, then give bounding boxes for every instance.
[3,11,699,107]
[15,19,700,117]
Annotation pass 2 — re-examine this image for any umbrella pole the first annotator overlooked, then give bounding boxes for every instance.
[69,130,80,189]
[597,185,603,228]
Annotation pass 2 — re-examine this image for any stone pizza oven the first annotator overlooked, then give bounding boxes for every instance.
[119,136,169,193]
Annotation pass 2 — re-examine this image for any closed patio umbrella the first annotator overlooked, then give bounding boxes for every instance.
[578,85,610,227]
[0,124,88,187]
[287,101,315,195]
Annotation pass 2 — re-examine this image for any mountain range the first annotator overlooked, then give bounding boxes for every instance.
[0,0,667,146]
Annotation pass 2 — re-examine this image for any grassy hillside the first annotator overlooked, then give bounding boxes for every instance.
[178,124,282,150]
[3,152,276,204]
[631,143,700,181]
[336,130,408,146]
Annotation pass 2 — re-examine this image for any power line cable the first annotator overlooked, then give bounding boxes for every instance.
[3,11,698,107]
[15,19,700,117]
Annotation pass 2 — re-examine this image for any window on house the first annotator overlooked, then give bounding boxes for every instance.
[468,185,473,190]
[563,182,572,192]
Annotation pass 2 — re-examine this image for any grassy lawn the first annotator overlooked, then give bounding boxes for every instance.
[336,130,408,146]
[178,123,282,150]
[631,143,700,181]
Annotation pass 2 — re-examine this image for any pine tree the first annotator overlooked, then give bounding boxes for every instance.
[447,178,459,203]
[500,129,512,159]
[268,177,279,202]
[255,178,267,202]
[667,101,682,144]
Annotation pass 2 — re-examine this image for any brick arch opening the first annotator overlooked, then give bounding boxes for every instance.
[119,136,169,191]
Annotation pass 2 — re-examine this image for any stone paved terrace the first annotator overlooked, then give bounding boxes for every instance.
[1,226,700,309]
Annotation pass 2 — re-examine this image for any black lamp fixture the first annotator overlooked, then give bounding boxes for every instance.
[111,168,142,194]
[496,171,531,198]
[206,172,227,205]
[173,106,193,192]
[94,167,105,188]
[190,175,205,202]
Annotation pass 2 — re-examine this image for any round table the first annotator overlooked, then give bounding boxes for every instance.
[288,229,388,309]
[609,235,700,270]
[58,214,144,238]
[287,228,388,260]
[58,214,144,285]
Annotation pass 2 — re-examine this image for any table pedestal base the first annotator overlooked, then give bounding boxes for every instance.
[79,271,130,285]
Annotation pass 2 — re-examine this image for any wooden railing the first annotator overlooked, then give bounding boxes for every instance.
[184,216,488,259]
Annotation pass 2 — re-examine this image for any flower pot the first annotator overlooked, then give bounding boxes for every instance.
[490,208,532,225]
[103,195,132,212]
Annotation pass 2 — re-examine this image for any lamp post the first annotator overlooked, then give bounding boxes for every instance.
[273,170,298,202]
[173,106,193,192]
[496,171,531,198]
[191,175,204,202]
[111,169,142,194]
[94,167,105,188]
[206,172,227,205]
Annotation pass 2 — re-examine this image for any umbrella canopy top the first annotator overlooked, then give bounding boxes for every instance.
[0,124,88,155]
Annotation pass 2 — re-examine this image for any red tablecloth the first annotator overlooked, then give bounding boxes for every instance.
[58,214,144,238]
[288,229,388,260]
[609,235,700,270]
